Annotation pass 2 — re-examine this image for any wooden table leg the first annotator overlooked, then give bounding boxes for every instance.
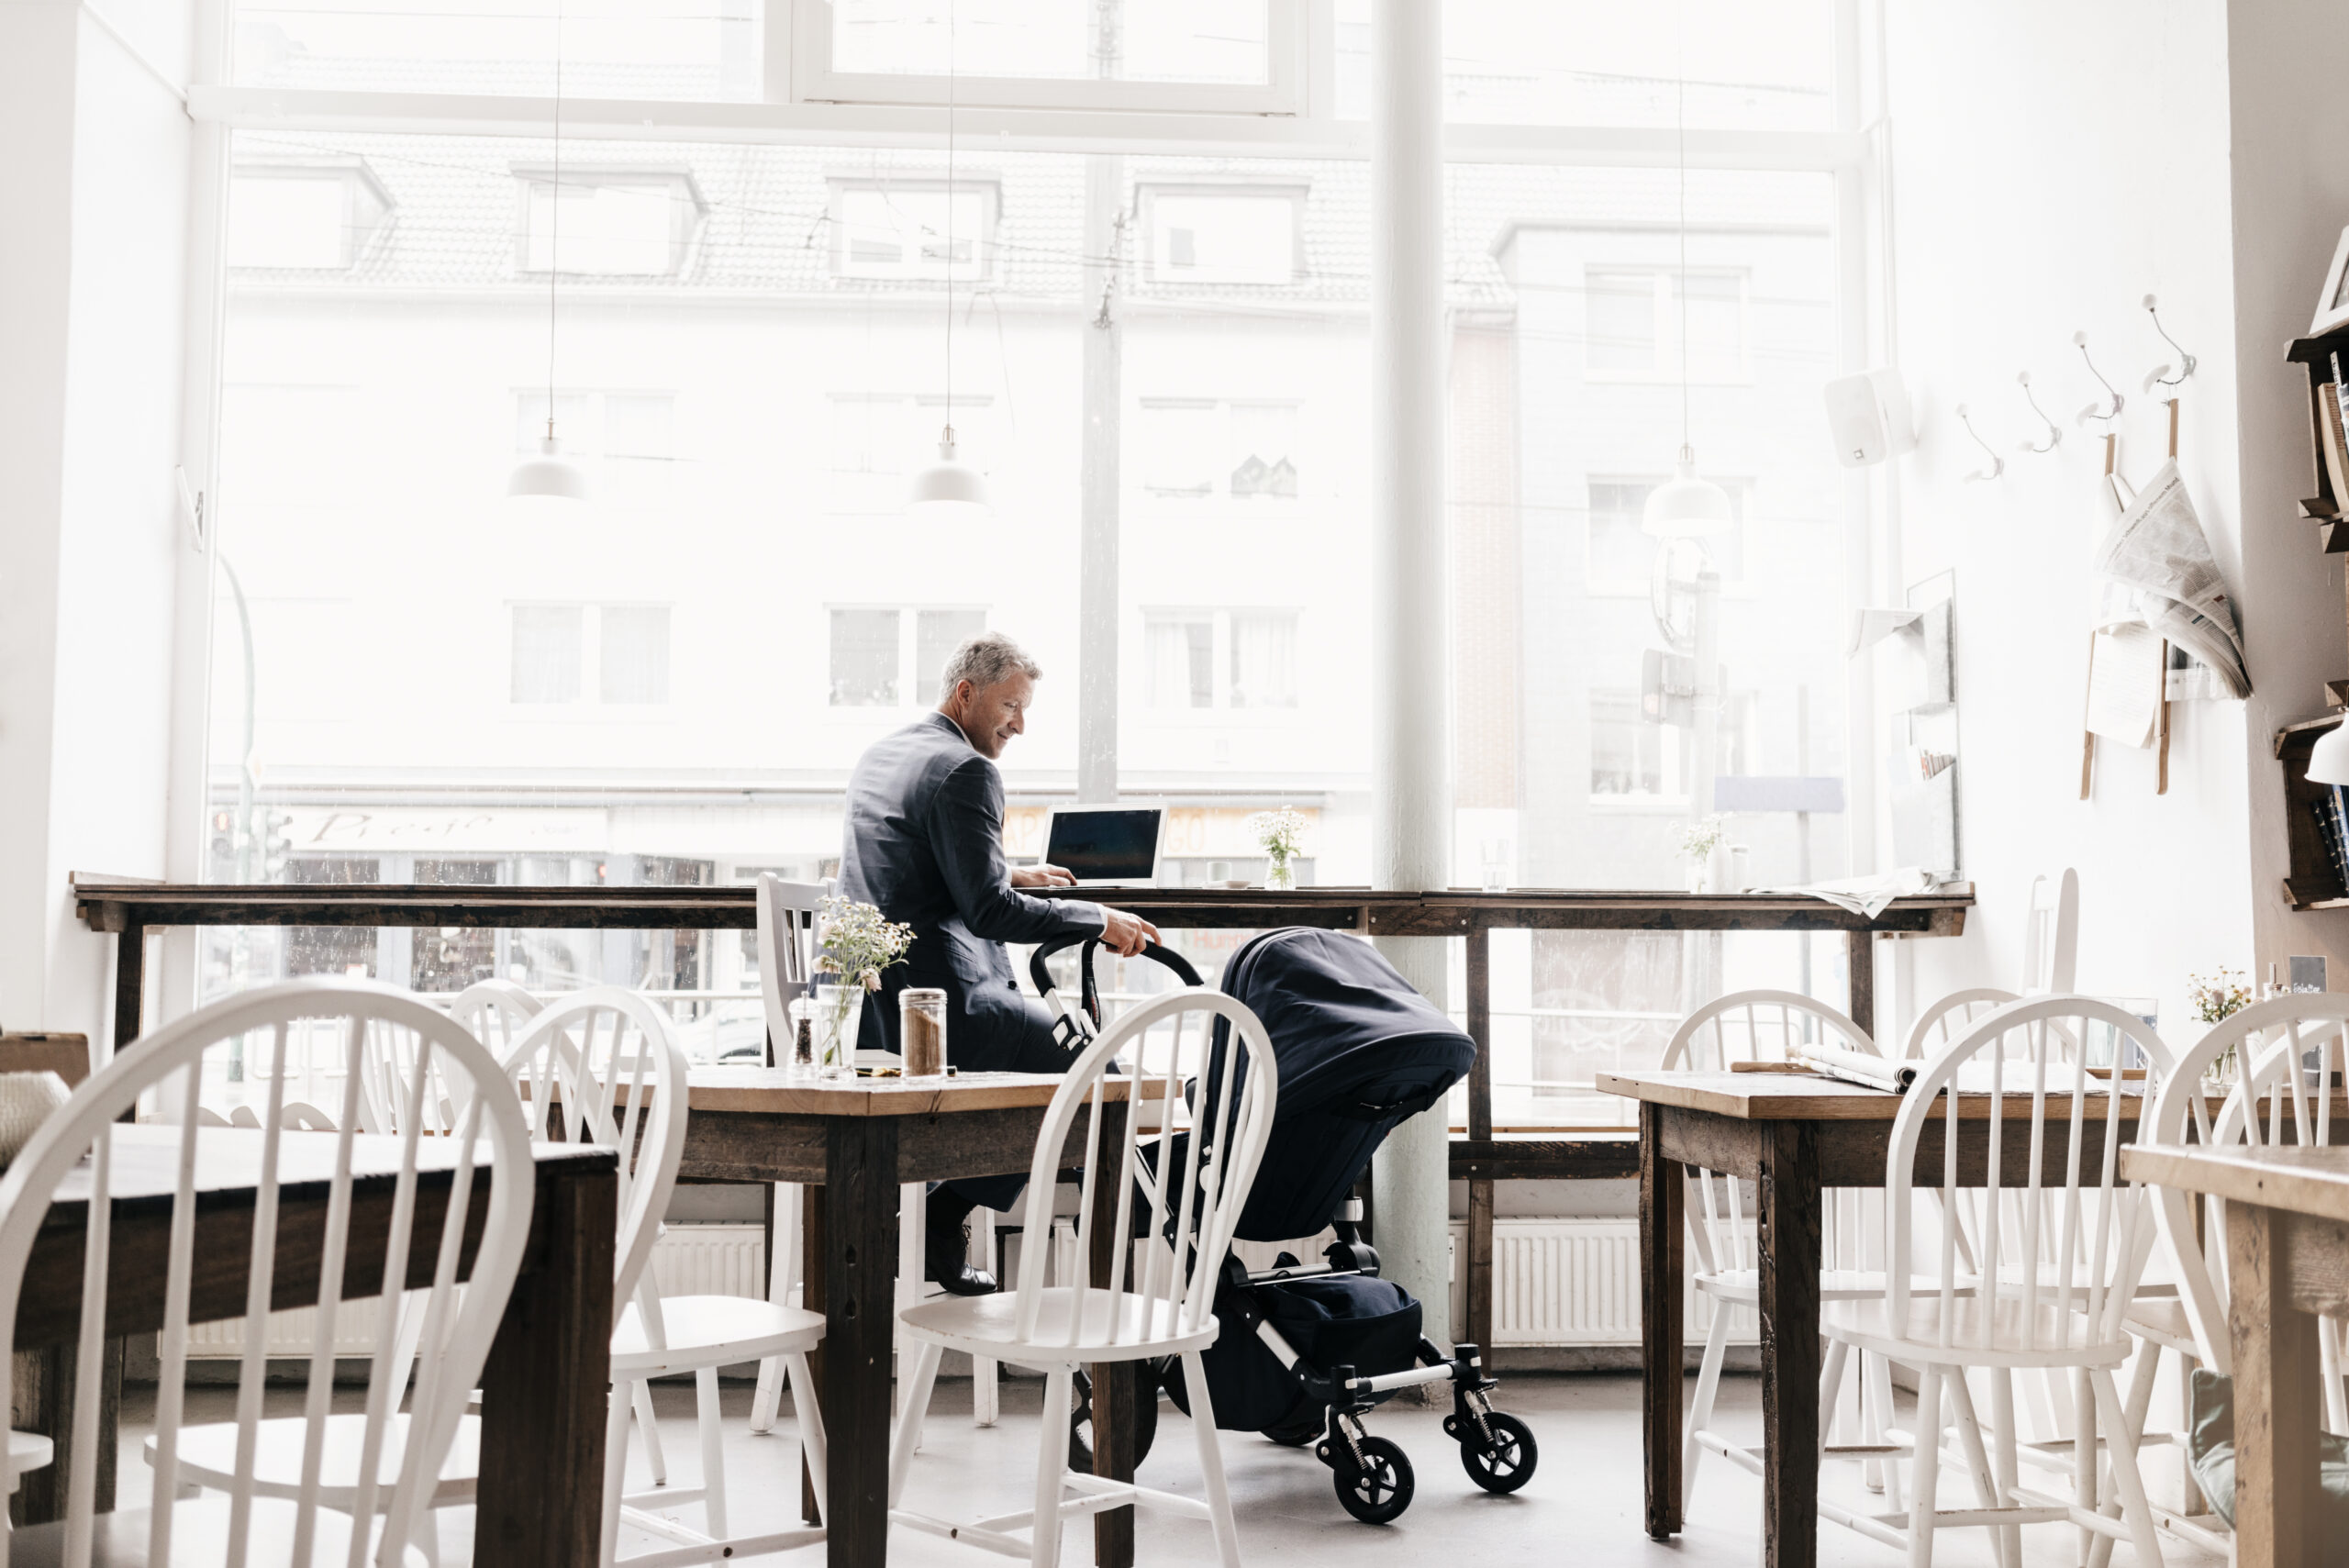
[1844,929,1874,1040]
[2228,1200,2324,1568]
[9,1340,119,1525]
[1465,925,1496,1353]
[1639,1103,1685,1540]
[825,1119,900,1568]
[1089,1101,1134,1568]
[801,1184,826,1527]
[477,1164,616,1568]
[1758,1120,1822,1568]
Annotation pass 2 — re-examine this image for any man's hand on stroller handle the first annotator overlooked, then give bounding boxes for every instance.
[1101,907,1160,957]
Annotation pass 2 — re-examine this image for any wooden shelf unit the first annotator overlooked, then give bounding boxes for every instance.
[2277,715,2349,910]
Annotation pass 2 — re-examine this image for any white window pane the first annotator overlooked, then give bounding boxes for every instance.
[829,610,899,706]
[1332,0,1832,129]
[1139,402,1219,497]
[832,0,1268,85]
[1146,618,1212,708]
[836,188,989,281]
[1149,195,1296,284]
[1229,612,1297,708]
[233,0,763,103]
[1586,270,1656,373]
[600,606,671,704]
[511,606,583,703]
[227,176,351,269]
[527,181,681,275]
[916,610,987,702]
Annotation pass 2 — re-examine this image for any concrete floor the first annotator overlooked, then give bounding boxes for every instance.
[121,1373,2223,1567]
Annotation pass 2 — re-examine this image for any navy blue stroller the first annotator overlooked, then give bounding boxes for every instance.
[1029,926,1539,1523]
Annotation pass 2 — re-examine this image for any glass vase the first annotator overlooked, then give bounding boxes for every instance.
[1264,855,1297,892]
[813,979,864,1079]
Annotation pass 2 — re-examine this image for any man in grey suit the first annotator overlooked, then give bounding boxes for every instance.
[841,632,1159,1294]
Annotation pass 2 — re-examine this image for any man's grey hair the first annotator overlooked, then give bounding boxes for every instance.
[939,632,1042,702]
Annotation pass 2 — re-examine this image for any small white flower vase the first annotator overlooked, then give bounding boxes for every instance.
[1264,855,1297,892]
[1703,840,1736,895]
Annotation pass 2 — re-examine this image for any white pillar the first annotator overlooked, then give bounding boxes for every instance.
[1367,0,1453,1348]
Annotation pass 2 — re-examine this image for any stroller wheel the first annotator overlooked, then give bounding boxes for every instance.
[1456,1410,1538,1494]
[1327,1436,1413,1524]
[1067,1367,1159,1474]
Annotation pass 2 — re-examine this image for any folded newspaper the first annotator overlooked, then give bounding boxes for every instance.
[1798,1046,1917,1094]
[1751,865,1936,920]
[2091,460,2250,699]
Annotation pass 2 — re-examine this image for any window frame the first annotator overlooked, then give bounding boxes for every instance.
[828,177,1000,282]
[512,165,707,279]
[1141,606,1301,715]
[791,0,1308,117]
[506,601,675,714]
[826,603,989,712]
[1136,183,1309,287]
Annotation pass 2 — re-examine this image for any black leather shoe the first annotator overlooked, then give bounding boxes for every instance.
[927,1214,998,1296]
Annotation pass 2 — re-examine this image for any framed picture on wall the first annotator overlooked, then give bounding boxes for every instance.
[2314,225,2349,336]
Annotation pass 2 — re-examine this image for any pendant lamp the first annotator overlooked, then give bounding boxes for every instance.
[509,0,588,509]
[1641,42,1729,542]
[2308,720,2349,784]
[907,0,990,519]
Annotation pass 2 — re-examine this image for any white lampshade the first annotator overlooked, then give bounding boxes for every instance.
[1642,450,1734,539]
[507,436,590,506]
[906,428,990,520]
[2309,721,2349,784]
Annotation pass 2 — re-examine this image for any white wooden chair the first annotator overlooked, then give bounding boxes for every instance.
[1902,869,2077,1062]
[1665,991,1909,1512]
[1816,995,2173,1568]
[7,977,534,1566]
[2138,995,2349,1558]
[149,989,809,1567]
[886,987,1278,1568]
[448,979,542,1055]
[748,875,824,1442]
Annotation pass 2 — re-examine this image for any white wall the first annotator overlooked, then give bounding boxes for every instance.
[0,1,196,1037]
[1878,0,2349,1044]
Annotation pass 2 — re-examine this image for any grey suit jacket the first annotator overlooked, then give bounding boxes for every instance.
[839,711,1107,1063]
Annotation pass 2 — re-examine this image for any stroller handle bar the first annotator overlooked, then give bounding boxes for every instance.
[1028,932,1206,1029]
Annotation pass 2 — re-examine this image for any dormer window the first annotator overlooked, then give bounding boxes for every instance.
[1142,186,1304,285]
[831,183,996,282]
[518,170,704,276]
[227,159,393,271]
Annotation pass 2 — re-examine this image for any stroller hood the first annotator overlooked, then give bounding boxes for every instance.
[1218,928,1475,1241]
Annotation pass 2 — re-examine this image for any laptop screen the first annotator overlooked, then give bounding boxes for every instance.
[1044,808,1163,882]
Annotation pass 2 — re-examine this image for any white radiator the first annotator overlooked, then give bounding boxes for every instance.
[186,1222,771,1360]
[1448,1218,1758,1347]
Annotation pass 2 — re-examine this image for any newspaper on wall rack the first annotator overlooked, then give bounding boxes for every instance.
[2090,460,2251,699]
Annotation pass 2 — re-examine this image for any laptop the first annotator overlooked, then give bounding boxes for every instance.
[1042,806,1164,888]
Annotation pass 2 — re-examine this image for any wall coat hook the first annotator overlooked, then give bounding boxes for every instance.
[2015,371,2061,453]
[2142,294,2199,393]
[1956,403,2004,482]
[2074,330,2125,427]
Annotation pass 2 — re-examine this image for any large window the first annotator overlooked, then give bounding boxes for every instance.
[195,1,1864,1128]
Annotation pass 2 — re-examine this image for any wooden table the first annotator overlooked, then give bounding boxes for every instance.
[11,1124,616,1568]
[674,1069,1164,1568]
[1599,1070,2154,1568]
[2121,1143,2349,1568]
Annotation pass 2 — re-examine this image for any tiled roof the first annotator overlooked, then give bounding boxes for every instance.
[232,129,1828,313]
